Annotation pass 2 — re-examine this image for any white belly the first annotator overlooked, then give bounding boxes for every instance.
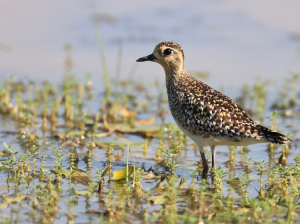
[174,119,266,147]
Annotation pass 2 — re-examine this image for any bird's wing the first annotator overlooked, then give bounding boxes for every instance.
[179,83,291,144]
[178,82,264,140]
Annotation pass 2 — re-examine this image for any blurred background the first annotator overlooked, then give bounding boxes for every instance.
[1,0,300,88]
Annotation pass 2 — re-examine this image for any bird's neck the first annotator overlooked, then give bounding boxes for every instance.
[165,68,192,84]
[165,67,185,80]
[165,68,195,93]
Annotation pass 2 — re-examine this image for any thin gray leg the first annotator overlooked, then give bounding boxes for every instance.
[211,145,216,169]
[198,145,208,172]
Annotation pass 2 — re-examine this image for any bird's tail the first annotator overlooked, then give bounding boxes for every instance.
[259,125,292,145]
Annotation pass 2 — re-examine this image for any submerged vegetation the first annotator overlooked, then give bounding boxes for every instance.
[0,44,299,223]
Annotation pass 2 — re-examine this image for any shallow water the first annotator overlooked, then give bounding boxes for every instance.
[0,72,299,223]
[1,1,300,223]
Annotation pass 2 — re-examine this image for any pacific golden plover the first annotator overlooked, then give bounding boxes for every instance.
[137,41,292,172]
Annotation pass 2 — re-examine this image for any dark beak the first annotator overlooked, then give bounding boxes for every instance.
[136,53,157,62]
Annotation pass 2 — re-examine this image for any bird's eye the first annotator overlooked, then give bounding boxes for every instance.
[164,48,172,55]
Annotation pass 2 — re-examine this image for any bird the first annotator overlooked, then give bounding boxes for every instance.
[136,41,292,172]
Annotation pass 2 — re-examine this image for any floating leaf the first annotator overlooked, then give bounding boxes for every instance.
[76,190,92,195]
[51,169,92,186]
[62,170,93,186]
[0,188,12,191]
[134,117,156,126]
[149,194,167,205]
[74,189,92,198]
[93,132,111,138]
[2,195,26,203]
[227,180,240,185]
[121,108,137,118]
[0,160,11,166]
[70,167,86,173]
[0,204,8,209]
[58,131,81,137]
[113,166,135,180]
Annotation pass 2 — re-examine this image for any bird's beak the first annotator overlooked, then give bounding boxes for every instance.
[136,53,157,62]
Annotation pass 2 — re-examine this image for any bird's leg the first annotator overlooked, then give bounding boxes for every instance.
[211,145,216,169]
[198,146,208,172]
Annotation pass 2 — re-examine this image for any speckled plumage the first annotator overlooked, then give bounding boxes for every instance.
[137,41,292,171]
[166,70,290,146]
